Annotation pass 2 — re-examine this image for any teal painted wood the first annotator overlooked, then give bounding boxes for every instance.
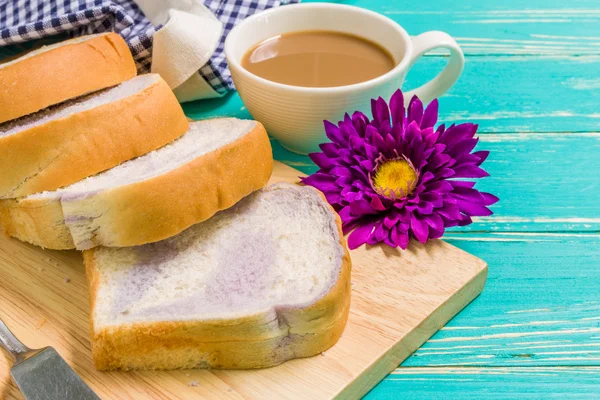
[365,367,600,399]
[404,233,600,367]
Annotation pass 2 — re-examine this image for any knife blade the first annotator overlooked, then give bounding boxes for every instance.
[0,319,100,400]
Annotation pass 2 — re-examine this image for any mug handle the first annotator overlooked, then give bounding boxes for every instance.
[403,31,464,106]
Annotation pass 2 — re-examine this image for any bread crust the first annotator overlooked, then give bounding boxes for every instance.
[0,197,74,249]
[0,33,136,124]
[0,121,273,250]
[83,190,351,370]
[0,75,189,198]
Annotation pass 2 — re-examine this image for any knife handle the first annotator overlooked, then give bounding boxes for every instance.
[0,319,32,363]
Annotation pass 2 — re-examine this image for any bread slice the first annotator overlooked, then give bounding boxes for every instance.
[83,183,351,371]
[0,118,272,250]
[0,73,189,198]
[0,33,136,124]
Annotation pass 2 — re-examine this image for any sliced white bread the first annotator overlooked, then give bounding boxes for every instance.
[0,33,137,124]
[0,118,272,250]
[0,74,189,198]
[83,183,351,371]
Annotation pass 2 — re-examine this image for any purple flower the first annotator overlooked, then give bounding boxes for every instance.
[302,90,498,250]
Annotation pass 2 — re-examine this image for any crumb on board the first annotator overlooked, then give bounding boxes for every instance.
[185,373,191,377]
[189,381,200,387]
[36,317,47,330]
[321,352,326,356]
[64,277,71,283]
[227,388,233,392]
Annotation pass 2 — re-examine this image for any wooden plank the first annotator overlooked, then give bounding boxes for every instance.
[226,133,599,234]
[325,0,600,56]
[0,162,487,400]
[364,232,600,397]
[366,367,600,399]
[392,233,600,368]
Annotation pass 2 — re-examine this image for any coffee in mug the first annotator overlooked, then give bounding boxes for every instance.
[241,30,395,88]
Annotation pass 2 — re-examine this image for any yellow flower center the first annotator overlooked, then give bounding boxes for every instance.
[372,159,417,198]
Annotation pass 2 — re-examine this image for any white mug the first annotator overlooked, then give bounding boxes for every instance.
[225,3,464,155]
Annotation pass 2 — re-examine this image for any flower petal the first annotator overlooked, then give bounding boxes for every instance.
[373,221,389,242]
[350,199,377,216]
[404,121,421,144]
[456,199,494,216]
[309,152,337,170]
[338,206,352,223]
[407,95,424,125]
[410,213,429,243]
[389,89,405,127]
[324,191,342,205]
[473,150,490,165]
[428,226,445,239]
[391,225,410,249]
[340,119,358,140]
[371,97,391,127]
[420,192,443,207]
[330,166,353,177]
[372,131,387,152]
[324,120,344,144]
[417,202,434,215]
[450,181,476,189]
[384,211,400,229]
[319,142,340,158]
[458,214,473,226]
[426,213,444,231]
[352,111,370,136]
[427,180,453,193]
[451,187,486,203]
[370,195,387,211]
[301,173,339,192]
[421,99,439,129]
[348,223,375,249]
[437,203,461,220]
[364,142,380,160]
[481,192,500,205]
[448,138,479,157]
[440,123,477,145]
[437,168,456,178]
[429,153,452,170]
[453,164,490,178]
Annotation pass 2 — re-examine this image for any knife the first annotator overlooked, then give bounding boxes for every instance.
[0,319,100,400]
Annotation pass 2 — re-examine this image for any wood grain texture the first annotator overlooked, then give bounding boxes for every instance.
[0,162,487,399]
[367,367,600,399]
[403,233,600,367]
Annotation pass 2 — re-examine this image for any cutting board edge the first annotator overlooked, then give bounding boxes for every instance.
[334,258,488,400]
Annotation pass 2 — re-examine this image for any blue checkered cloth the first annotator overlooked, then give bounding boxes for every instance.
[0,0,299,94]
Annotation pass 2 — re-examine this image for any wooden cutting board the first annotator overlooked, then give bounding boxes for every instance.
[0,161,487,399]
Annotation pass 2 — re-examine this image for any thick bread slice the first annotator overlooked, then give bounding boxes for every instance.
[0,73,188,198]
[0,33,136,124]
[0,118,272,250]
[83,183,351,370]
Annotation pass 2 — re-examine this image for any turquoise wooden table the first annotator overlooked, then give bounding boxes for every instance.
[183,0,600,397]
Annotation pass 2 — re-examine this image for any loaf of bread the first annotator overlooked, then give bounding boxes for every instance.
[0,33,136,124]
[0,118,272,250]
[0,74,189,198]
[83,183,351,370]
